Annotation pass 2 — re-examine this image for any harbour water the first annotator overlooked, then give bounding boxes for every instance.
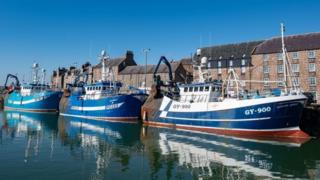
[1,111,320,179]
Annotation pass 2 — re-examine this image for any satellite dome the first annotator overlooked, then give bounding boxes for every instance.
[32,63,39,68]
[101,50,106,57]
[201,57,208,64]
[196,49,201,56]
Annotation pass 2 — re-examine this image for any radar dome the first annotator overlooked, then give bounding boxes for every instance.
[101,50,106,57]
[32,63,39,68]
[201,57,208,64]
[196,49,201,56]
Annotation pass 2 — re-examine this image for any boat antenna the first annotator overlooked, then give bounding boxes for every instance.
[32,62,39,84]
[100,50,107,81]
[281,23,288,94]
[41,68,46,90]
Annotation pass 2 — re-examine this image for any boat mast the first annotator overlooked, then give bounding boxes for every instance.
[101,50,107,82]
[41,68,46,90]
[32,63,39,84]
[281,23,288,94]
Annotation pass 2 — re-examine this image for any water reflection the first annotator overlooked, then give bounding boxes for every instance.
[1,111,320,179]
[58,116,142,179]
[142,126,320,179]
[0,111,58,162]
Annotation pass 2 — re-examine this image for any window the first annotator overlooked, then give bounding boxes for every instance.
[309,77,316,86]
[263,66,270,73]
[184,87,188,92]
[277,65,284,73]
[292,52,299,60]
[229,60,233,67]
[309,63,316,72]
[205,86,209,91]
[277,53,283,60]
[194,87,199,92]
[278,77,285,87]
[293,77,300,86]
[188,87,193,92]
[103,86,106,90]
[241,67,246,73]
[308,50,316,59]
[263,54,269,61]
[218,61,221,67]
[199,86,204,91]
[241,59,246,66]
[208,62,211,68]
[264,78,269,86]
[218,68,222,74]
[291,64,299,73]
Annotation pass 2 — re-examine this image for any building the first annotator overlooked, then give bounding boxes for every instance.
[91,51,136,82]
[118,61,189,89]
[193,41,263,89]
[51,51,191,90]
[52,51,136,89]
[251,32,320,102]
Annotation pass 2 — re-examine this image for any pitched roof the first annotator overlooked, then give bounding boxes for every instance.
[253,32,320,54]
[94,57,126,68]
[119,62,181,75]
[180,57,192,64]
[198,41,263,60]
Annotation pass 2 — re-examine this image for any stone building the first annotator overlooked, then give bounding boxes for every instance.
[91,51,136,82]
[193,41,263,89]
[180,57,193,83]
[118,61,189,89]
[251,32,320,102]
[51,51,137,89]
[51,51,191,90]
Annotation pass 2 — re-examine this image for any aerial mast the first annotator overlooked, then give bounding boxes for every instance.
[281,23,288,94]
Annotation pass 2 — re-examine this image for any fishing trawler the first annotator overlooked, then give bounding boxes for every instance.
[59,50,148,123]
[142,24,309,138]
[4,63,62,112]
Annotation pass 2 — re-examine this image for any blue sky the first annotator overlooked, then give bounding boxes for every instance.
[0,0,319,83]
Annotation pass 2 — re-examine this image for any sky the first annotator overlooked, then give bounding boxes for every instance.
[0,0,319,84]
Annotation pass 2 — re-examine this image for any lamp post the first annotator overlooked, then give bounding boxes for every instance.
[143,48,151,93]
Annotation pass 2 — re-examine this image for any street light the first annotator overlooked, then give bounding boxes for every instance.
[143,48,151,93]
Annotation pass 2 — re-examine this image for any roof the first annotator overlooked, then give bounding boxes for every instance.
[119,62,181,75]
[253,32,320,54]
[198,41,263,60]
[94,57,126,68]
[180,58,192,64]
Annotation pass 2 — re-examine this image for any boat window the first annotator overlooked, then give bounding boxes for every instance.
[103,86,106,90]
[194,87,199,92]
[184,87,187,92]
[205,86,209,91]
[199,86,204,91]
[98,86,101,90]
[212,86,215,91]
[188,87,193,92]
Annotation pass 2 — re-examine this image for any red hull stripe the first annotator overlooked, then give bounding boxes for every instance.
[143,121,310,139]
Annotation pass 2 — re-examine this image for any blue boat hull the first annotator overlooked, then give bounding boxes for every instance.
[4,91,62,112]
[142,95,309,138]
[59,93,147,123]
